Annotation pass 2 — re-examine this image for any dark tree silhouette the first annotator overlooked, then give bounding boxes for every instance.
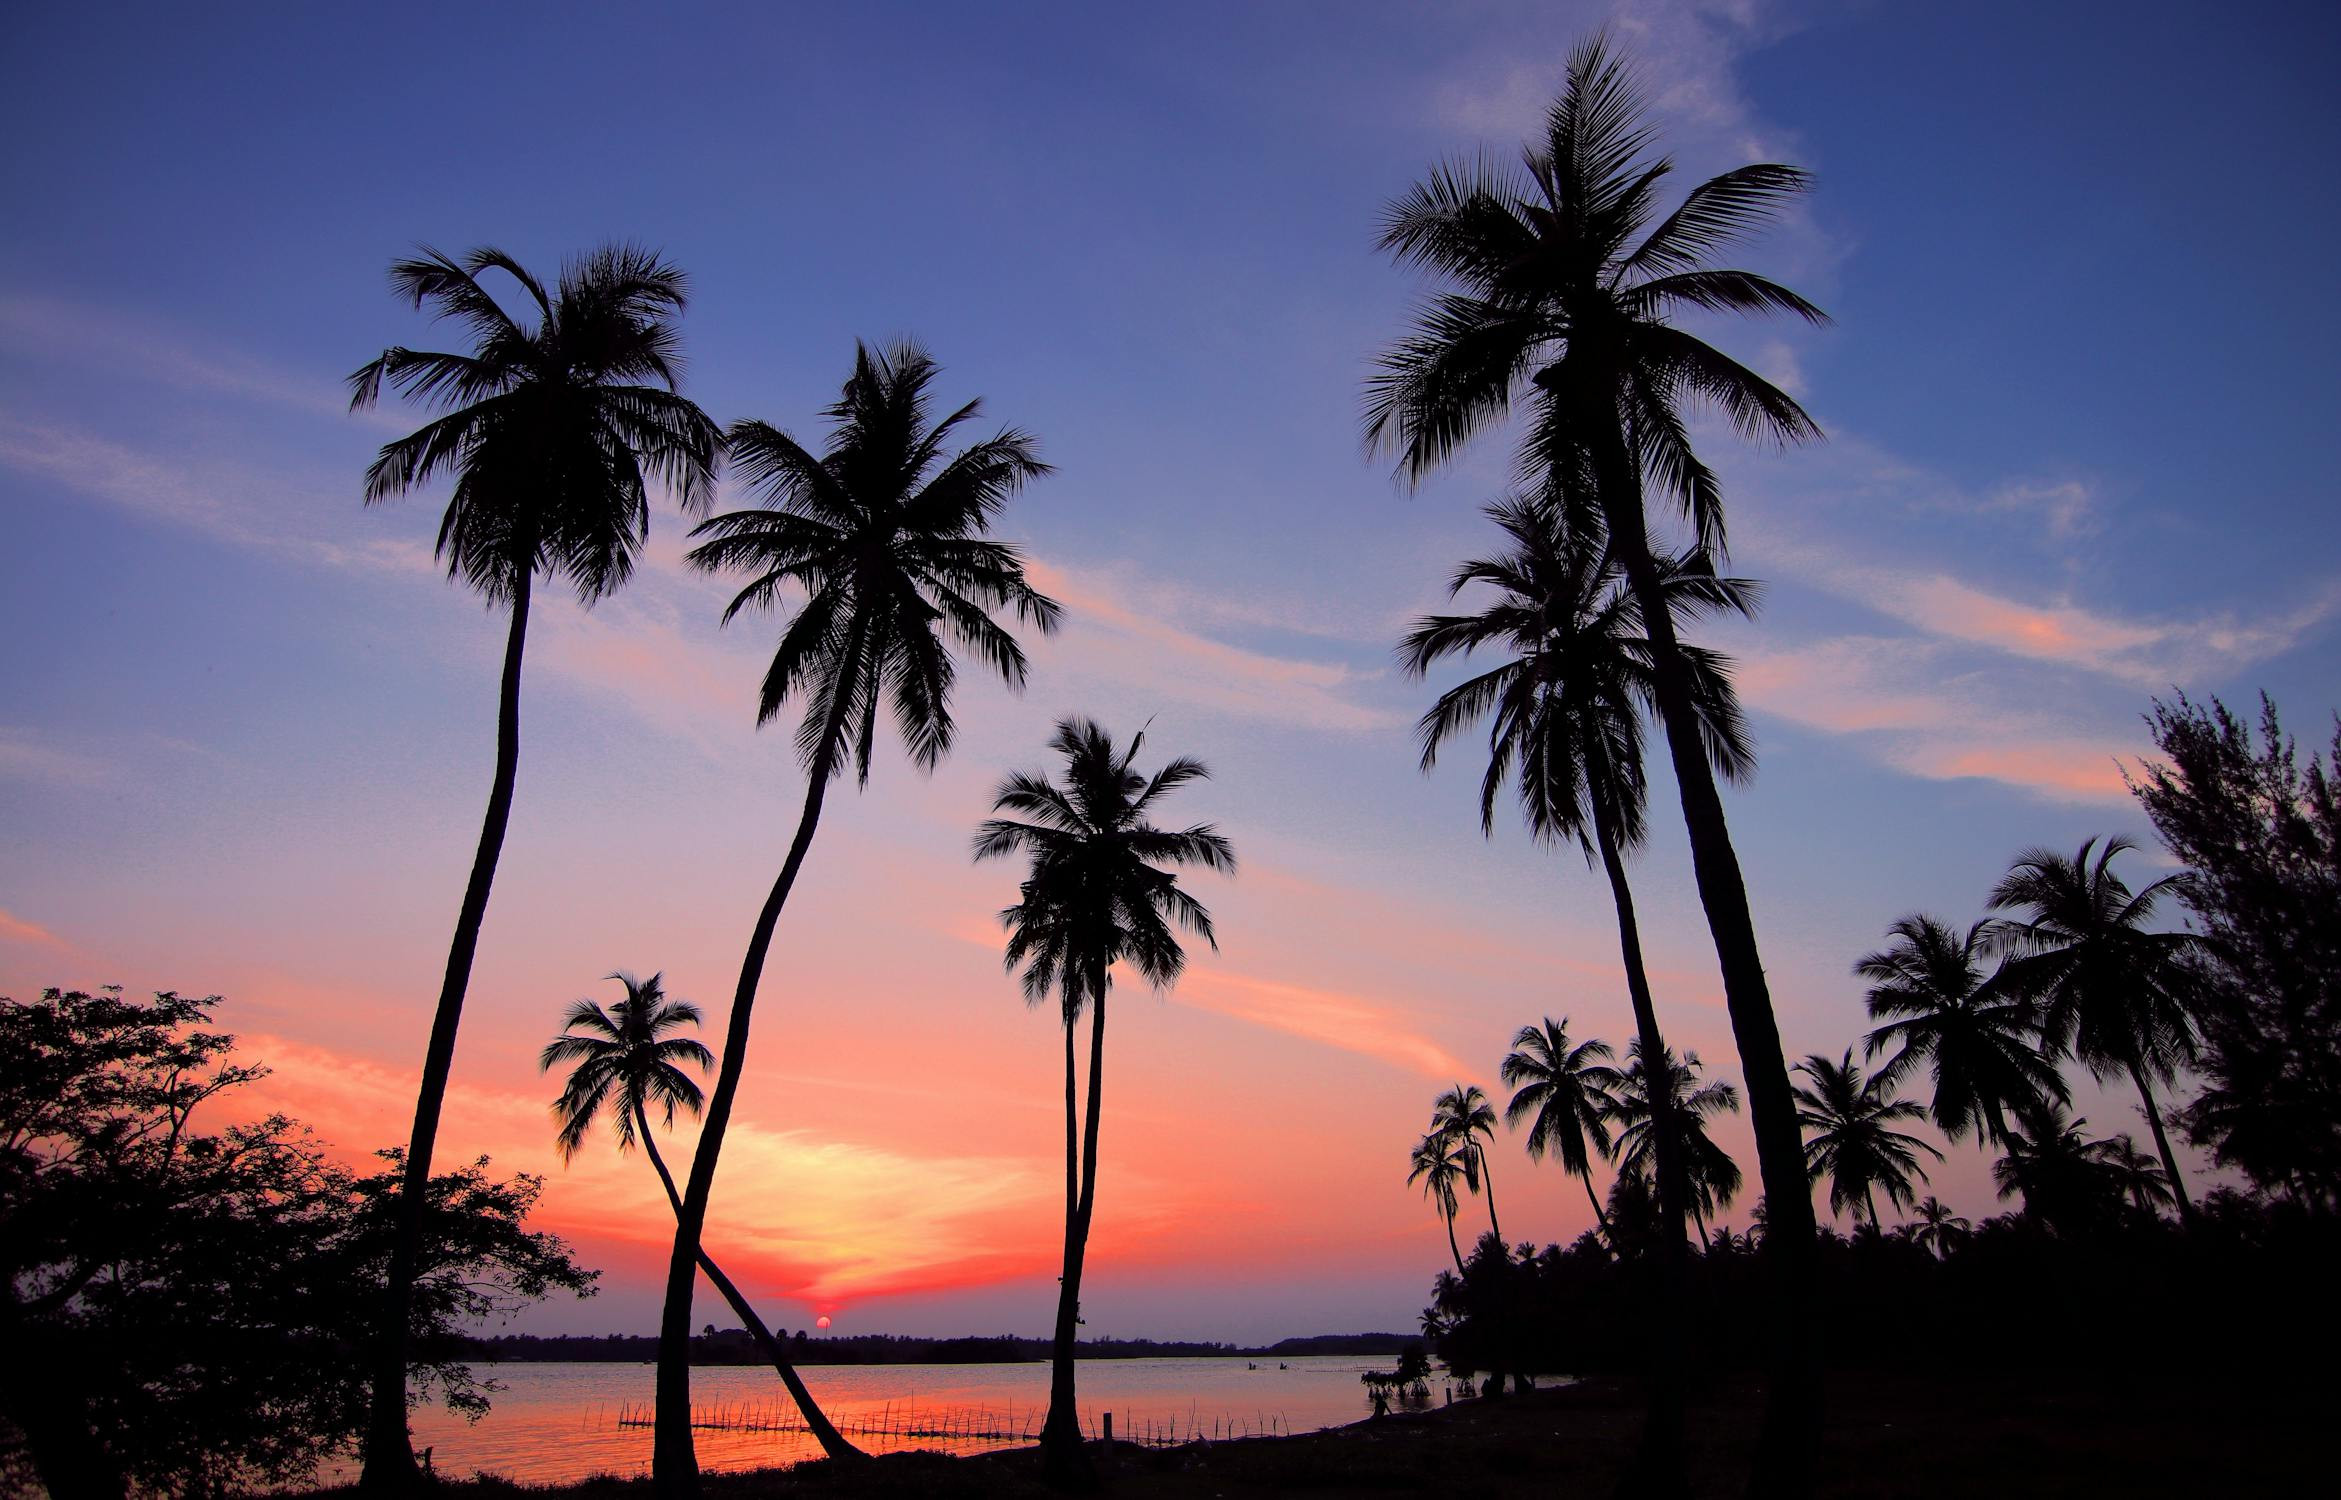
[1409,1132,1473,1276]
[1791,1049,1941,1229]
[1366,35,1829,1486]
[656,343,1059,1494]
[1431,1084,1506,1245]
[1501,1018,1623,1240]
[975,718,1233,1487]
[1988,838,2208,1219]
[1905,1197,1971,1259]
[1991,1101,2127,1231]
[345,244,720,1490]
[540,974,860,1460]
[1610,1042,1744,1243]
[1856,914,2064,1151]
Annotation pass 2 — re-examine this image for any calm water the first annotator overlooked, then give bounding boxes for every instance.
[315,1356,1440,1484]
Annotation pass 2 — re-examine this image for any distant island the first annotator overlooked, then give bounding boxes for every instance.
[451,1330,1416,1366]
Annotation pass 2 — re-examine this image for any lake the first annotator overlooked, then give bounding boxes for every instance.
[317,1355,1453,1484]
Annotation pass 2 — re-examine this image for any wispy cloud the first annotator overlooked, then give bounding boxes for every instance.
[1175,966,1472,1080]
[0,907,65,949]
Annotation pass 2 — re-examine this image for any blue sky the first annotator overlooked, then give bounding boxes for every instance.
[3,0,2337,1340]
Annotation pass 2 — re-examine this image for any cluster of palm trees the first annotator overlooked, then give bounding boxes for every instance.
[346,249,1230,1494]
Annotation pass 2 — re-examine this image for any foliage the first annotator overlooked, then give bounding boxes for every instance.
[1856,914,2065,1149]
[1608,1042,1742,1229]
[0,989,593,1498]
[1791,1049,1941,1225]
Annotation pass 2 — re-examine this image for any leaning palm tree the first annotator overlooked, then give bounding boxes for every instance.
[974,718,1233,1485]
[1500,1018,1622,1240]
[654,343,1059,1494]
[1790,1049,1943,1229]
[1988,837,2209,1218]
[1430,1084,1505,1245]
[1366,34,1830,1479]
[346,243,721,1489]
[1857,914,2065,1151]
[1611,1042,1745,1243]
[1409,1132,1472,1276]
[1906,1197,1971,1260]
[540,974,860,1460]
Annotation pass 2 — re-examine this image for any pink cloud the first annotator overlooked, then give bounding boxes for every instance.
[0,907,64,949]
[1175,966,1473,1080]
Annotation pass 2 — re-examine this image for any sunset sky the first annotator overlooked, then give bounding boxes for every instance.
[4,1,2338,1342]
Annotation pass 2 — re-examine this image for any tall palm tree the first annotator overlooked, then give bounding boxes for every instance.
[1430,1084,1505,1244]
[1790,1049,1942,1229]
[1906,1197,1970,1260]
[346,244,720,1489]
[1610,1042,1745,1243]
[1366,35,1830,1482]
[974,718,1233,1484]
[1500,1017,1622,1240]
[1856,914,2065,1151]
[1988,837,2208,1219]
[655,343,1059,1494]
[540,975,861,1460]
[1409,1132,1472,1276]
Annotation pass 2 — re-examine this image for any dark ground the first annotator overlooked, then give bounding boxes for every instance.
[392,1368,2319,1498]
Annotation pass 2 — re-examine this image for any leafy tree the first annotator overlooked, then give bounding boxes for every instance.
[2092,1134,2176,1219]
[1990,1101,2131,1232]
[0,989,591,1499]
[1989,838,2209,1217]
[346,243,719,1488]
[1610,1042,1744,1242]
[1905,1197,1970,1259]
[974,718,1232,1485]
[1500,1018,1622,1240]
[1790,1049,1942,1228]
[1366,34,1830,1479]
[1857,914,2064,1150]
[1430,1083,1506,1243]
[540,974,859,1460]
[658,342,1058,1494]
[2130,692,2341,1207]
[1409,1132,1472,1276]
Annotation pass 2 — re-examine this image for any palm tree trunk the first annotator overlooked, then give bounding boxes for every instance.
[1591,801,1694,1498]
[1582,408,1820,1498]
[1444,1207,1467,1276]
[1581,1171,1613,1246]
[1478,1144,1504,1246]
[361,571,531,1494]
[1042,955,1111,1488]
[633,1106,862,1462]
[654,625,865,1499]
[2125,1060,2194,1220]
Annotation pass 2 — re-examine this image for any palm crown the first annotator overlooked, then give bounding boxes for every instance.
[687,341,1062,781]
[1791,1048,1941,1225]
[1611,1042,1743,1222]
[349,243,722,603]
[1857,914,2064,1149]
[540,972,713,1161]
[1500,1017,1620,1179]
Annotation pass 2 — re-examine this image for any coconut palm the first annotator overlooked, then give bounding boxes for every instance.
[1500,1018,1623,1240]
[1790,1049,1943,1228]
[654,343,1059,1494]
[1410,1132,1472,1276]
[1988,837,2210,1218]
[974,718,1233,1484]
[1610,1042,1744,1242]
[1993,1101,2123,1231]
[2093,1134,2177,1218]
[1430,1084,1505,1244]
[1905,1197,1970,1259]
[539,974,859,1461]
[1857,914,2065,1151]
[1365,35,1830,1476]
[346,243,721,1489]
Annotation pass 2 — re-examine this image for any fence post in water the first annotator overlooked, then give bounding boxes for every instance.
[1102,1411,1113,1448]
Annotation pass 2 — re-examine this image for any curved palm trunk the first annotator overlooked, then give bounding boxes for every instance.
[1582,1171,1613,1246]
[1592,799,1695,1497]
[1443,1205,1467,1276]
[1042,958,1110,1488]
[2125,1060,2194,1220]
[655,632,863,1498]
[632,1106,861,1461]
[361,572,531,1493]
[1581,404,1819,1498]
[1477,1144,1504,1246]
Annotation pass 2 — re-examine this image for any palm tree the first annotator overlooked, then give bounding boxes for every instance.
[1906,1197,1970,1259]
[539,974,860,1461]
[1993,1101,2122,1231]
[974,718,1233,1485]
[346,244,720,1489]
[1366,35,1830,1479]
[1988,837,2209,1218]
[1790,1049,1943,1229]
[654,343,1059,1494]
[2093,1134,2177,1219]
[1500,1018,1622,1240]
[1409,1132,1472,1276]
[1611,1042,1745,1243]
[1430,1084,1505,1244]
[1857,914,2065,1151]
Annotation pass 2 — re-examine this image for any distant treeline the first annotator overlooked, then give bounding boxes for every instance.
[453,1329,1414,1365]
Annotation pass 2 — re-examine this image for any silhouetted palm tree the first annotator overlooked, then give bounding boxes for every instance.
[654,343,1059,1494]
[975,718,1233,1485]
[1500,1018,1622,1240]
[1857,914,2064,1151]
[1410,1132,1472,1276]
[1790,1049,1942,1228]
[1366,35,1829,1478]
[1989,837,2208,1219]
[1431,1084,1505,1244]
[1611,1042,1744,1242]
[539,974,860,1461]
[2093,1134,2177,1218]
[1993,1101,2123,1231]
[1906,1197,1970,1259]
[346,244,720,1489]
